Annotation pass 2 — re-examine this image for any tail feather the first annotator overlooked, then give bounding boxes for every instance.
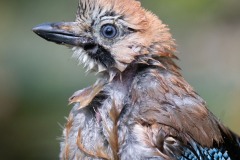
[222,129,240,160]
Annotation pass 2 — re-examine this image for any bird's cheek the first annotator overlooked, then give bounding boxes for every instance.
[112,46,137,64]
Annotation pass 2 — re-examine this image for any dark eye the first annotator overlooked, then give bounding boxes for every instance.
[101,24,118,39]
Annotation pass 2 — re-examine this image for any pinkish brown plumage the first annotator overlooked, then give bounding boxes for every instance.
[33,0,240,159]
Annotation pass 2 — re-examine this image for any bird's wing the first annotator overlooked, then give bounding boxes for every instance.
[124,65,240,159]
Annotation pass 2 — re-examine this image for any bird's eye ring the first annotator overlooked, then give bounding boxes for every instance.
[100,24,118,39]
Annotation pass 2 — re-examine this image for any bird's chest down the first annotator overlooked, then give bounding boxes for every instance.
[61,88,178,160]
[59,68,232,160]
[60,79,134,160]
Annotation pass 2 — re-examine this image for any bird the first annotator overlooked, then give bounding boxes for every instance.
[33,0,240,159]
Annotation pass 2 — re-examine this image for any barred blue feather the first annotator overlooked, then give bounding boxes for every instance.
[179,145,230,160]
[178,131,240,160]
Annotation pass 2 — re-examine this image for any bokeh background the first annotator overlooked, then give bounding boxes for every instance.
[0,0,240,159]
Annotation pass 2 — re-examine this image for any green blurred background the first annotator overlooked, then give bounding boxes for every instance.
[0,0,239,159]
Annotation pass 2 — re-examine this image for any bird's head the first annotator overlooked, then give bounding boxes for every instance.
[33,0,176,79]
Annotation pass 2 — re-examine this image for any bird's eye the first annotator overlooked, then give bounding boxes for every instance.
[100,24,118,39]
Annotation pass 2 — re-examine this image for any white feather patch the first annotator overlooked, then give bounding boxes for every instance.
[72,47,107,74]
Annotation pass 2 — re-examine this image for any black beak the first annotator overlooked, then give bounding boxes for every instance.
[32,22,94,47]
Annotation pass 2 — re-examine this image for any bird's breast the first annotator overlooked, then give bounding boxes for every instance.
[60,77,132,159]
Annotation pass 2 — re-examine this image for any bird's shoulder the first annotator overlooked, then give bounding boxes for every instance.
[127,66,225,147]
[116,65,238,159]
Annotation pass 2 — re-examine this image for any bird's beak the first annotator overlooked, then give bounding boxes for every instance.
[32,22,94,47]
